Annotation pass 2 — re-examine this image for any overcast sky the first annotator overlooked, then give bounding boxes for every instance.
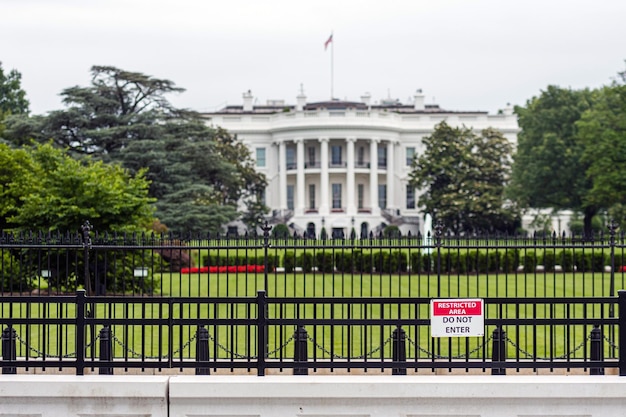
[2,0,625,115]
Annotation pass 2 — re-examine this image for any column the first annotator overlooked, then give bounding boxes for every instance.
[386,140,396,211]
[295,138,305,216]
[346,137,356,215]
[370,138,379,215]
[319,137,329,216]
[278,140,287,210]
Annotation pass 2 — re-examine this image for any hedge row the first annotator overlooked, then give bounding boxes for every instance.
[203,249,619,274]
[203,254,278,272]
[283,251,408,273]
[410,250,519,274]
[520,250,619,272]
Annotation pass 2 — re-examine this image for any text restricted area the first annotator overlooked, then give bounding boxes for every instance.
[430,298,484,337]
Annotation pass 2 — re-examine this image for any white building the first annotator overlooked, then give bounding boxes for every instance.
[202,90,519,238]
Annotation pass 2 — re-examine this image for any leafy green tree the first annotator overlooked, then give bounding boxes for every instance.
[0,62,29,138]
[2,66,268,233]
[509,86,596,235]
[577,80,626,227]
[0,142,154,232]
[409,122,517,233]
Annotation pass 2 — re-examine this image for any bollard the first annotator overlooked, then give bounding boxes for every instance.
[2,326,17,374]
[98,326,113,375]
[293,325,308,375]
[392,326,407,375]
[491,326,506,375]
[590,325,604,375]
[196,325,210,375]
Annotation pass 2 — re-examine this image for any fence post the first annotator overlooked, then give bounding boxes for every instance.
[590,325,604,375]
[1,326,17,374]
[98,326,113,375]
[196,325,210,375]
[257,290,267,376]
[619,290,626,376]
[81,221,93,296]
[392,326,407,375]
[261,221,272,294]
[76,289,86,376]
[293,325,308,375]
[491,326,506,375]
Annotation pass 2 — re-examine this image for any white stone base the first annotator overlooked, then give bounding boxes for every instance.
[2,374,626,417]
[169,375,626,417]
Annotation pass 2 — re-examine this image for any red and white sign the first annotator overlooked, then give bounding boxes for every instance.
[430,298,484,337]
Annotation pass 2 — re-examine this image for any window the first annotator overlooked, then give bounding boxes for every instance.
[378,184,387,209]
[357,146,365,167]
[406,147,415,166]
[357,184,364,209]
[332,183,342,209]
[331,145,343,166]
[256,148,266,167]
[307,146,316,167]
[287,185,294,210]
[378,146,387,168]
[406,185,416,209]
[286,147,296,170]
[309,184,316,209]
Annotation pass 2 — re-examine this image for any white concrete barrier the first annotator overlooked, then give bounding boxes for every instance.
[169,375,626,417]
[3,375,626,417]
[0,375,169,417]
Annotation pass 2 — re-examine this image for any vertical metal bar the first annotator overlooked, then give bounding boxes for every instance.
[257,290,267,376]
[261,222,272,294]
[76,290,86,376]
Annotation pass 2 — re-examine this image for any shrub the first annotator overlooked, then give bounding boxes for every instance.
[522,251,537,273]
[315,251,334,273]
[0,250,34,292]
[355,250,373,273]
[284,251,296,272]
[335,252,354,272]
[298,252,314,273]
[271,223,290,239]
[383,225,400,239]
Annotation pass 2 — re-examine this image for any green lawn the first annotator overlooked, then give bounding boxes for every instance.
[2,270,621,364]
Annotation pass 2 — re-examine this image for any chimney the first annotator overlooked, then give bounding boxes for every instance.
[243,90,253,112]
[413,89,425,111]
[296,85,307,111]
[361,92,371,107]
[503,102,513,116]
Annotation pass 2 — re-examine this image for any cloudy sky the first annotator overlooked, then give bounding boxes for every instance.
[2,0,625,115]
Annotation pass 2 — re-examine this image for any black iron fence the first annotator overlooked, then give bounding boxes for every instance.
[2,221,626,375]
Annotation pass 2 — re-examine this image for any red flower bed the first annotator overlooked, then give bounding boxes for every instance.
[181,265,265,274]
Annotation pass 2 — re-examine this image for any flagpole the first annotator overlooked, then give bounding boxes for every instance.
[330,32,334,99]
[324,32,334,99]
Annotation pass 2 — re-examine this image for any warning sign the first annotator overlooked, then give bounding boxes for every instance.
[430,298,484,338]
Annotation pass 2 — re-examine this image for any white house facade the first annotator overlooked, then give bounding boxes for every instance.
[202,90,520,237]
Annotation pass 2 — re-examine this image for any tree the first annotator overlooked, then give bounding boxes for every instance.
[2,66,268,233]
[0,62,29,138]
[577,78,626,226]
[0,142,154,232]
[508,86,596,236]
[409,122,517,234]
